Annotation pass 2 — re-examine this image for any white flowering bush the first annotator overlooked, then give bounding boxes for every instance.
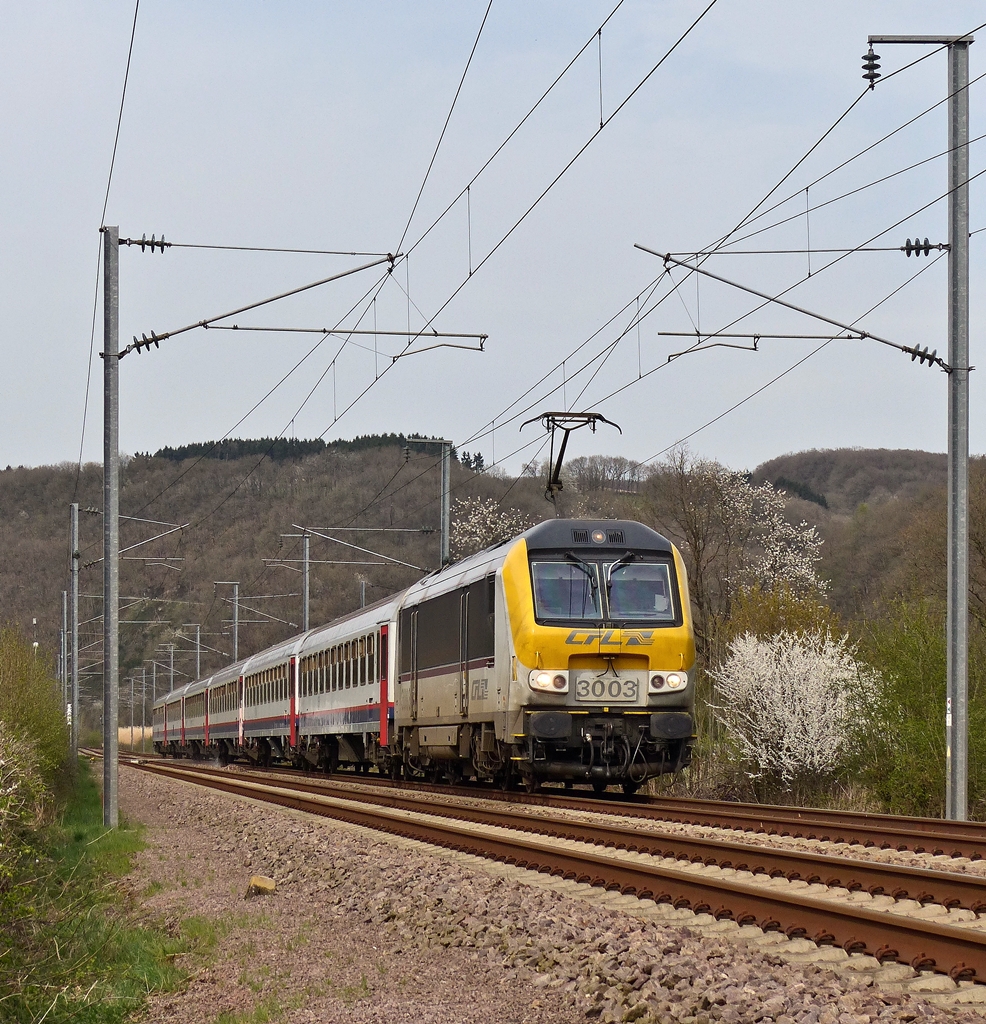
[450,498,537,560]
[710,631,875,793]
[722,472,825,596]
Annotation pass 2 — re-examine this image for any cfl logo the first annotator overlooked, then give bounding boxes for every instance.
[565,629,655,646]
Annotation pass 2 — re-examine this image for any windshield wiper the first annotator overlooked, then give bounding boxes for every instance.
[564,551,598,590]
[605,551,636,592]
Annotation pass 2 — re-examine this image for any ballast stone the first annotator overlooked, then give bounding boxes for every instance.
[245,874,276,898]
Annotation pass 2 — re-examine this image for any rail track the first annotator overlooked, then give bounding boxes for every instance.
[107,752,986,983]
[94,748,986,857]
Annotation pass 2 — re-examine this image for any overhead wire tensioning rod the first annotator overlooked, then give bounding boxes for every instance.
[122,254,396,356]
[637,246,954,370]
[631,250,949,468]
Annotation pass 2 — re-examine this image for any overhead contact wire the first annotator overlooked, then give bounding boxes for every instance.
[395,0,494,255]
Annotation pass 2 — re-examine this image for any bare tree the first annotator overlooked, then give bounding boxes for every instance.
[642,448,824,662]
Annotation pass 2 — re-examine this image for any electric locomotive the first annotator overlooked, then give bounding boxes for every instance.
[153,519,695,793]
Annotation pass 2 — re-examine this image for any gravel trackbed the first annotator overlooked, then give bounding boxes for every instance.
[119,766,986,1024]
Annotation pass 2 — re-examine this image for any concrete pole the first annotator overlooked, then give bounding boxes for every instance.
[102,224,119,828]
[195,624,201,679]
[867,32,974,820]
[441,441,451,566]
[141,665,146,753]
[60,591,67,710]
[169,644,174,692]
[70,502,79,758]
[152,660,156,703]
[233,582,239,661]
[302,533,310,632]
[59,589,67,708]
[129,675,134,751]
[946,39,971,822]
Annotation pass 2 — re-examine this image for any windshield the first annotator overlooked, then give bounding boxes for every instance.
[607,561,675,621]
[531,561,601,620]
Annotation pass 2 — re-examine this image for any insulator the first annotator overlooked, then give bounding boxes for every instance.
[862,48,881,88]
[159,234,166,252]
[923,237,931,256]
[140,233,147,252]
[905,238,913,256]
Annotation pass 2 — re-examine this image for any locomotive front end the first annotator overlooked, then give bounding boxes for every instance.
[503,520,695,793]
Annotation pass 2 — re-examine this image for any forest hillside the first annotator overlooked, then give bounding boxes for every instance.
[0,440,962,716]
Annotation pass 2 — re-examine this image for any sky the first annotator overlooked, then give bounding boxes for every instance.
[2,1,985,477]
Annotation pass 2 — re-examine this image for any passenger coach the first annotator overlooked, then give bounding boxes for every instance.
[153,519,695,792]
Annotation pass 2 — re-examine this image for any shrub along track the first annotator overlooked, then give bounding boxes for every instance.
[116,754,986,986]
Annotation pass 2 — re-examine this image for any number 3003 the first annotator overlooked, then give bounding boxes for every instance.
[575,678,637,702]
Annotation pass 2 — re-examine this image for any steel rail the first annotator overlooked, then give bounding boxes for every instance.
[131,758,986,913]
[97,749,986,857]
[266,766,986,859]
[124,759,986,981]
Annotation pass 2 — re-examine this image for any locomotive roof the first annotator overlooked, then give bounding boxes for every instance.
[522,518,673,554]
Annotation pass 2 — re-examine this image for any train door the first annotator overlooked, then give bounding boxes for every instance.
[459,590,469,717]
[238,676,245,748]
[410,608,418,721]
[379,625,389,745]
[289,657,298,747]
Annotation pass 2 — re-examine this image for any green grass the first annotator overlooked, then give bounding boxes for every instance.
[0,760,188,1024]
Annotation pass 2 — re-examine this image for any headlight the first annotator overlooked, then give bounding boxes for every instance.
[649,672,686,692]
[529,669,569,694]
